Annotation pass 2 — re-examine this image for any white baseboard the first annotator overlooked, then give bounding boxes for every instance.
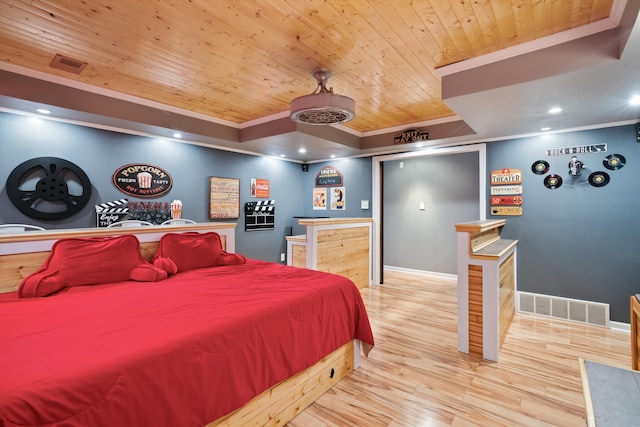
[610,321,631,333]
[383,265,457,281]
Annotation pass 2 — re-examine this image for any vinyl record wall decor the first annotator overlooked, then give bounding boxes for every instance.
[531,148,626,190]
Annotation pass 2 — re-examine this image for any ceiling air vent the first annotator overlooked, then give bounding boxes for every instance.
[50,54,87,74]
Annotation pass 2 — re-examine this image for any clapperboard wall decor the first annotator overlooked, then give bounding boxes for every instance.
[95,198,129,227]
[244,200,275,231]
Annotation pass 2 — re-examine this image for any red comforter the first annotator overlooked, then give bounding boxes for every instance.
[0,260,374,427]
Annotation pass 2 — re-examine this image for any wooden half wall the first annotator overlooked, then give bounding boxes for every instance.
[286,218,372,288]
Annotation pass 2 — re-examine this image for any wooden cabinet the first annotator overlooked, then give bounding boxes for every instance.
[286,218,372,288]
[455,219,518,362]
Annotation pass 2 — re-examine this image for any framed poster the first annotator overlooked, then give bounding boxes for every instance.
[313,187,327,210]
[250,178,270,198]
[330,186,345,210]
[209,176,240,219]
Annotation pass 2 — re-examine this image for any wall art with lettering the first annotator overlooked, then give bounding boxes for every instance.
[209,176,240,219]
[112,164,173,198]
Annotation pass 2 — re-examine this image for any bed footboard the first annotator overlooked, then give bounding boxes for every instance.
[207,340,357,427]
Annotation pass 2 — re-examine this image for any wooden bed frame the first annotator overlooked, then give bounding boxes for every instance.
[0,223,361,426]
[632,295,640,371]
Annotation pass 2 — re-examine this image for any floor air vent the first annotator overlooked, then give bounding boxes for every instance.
[518,292,609,328]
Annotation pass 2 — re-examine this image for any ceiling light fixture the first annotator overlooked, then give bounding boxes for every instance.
[36,108,51,115]
[629,95,640,106]
[548,107,562,114]
[290,69,355,125]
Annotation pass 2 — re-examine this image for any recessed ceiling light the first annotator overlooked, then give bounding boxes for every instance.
[280,154,286,158]
[629,95,640,106]
[36,108,51,115]
[330,154,336,158]
[173,132,182,138]
[541,127,552,131]
[299,148,306,153]
[548,107,562,114]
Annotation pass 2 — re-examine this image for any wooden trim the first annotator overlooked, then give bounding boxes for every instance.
[470,239,519,261]
[632,295,640,371]
[455,219,505,233]
[206,340,355,426]
[468,264,483,357]
[0,222,236,244]
[297,217,372,226]
[468,228,500,253]
[579,357,597,427]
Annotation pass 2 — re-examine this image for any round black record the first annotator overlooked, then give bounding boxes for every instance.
[588,171,610,187]
[544,174,563,189]
[603,154,626,170]
[531,160,550,175]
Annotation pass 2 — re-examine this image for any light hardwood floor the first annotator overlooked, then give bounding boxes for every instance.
[289,270,630,427]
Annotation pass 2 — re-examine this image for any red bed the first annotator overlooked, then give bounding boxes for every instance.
[0,233,374,427]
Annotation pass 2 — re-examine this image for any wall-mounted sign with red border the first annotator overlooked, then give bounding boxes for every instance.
[250,178,270,198]
[112,164,173,198]
[490,168,522,185]
[490,195,523,206]
[315,165,343,186]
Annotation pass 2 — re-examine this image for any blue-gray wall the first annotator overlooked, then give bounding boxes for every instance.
[2,112,638,322]
[382,152,480,274]
[0,112,371,263]
[486,125,639,322]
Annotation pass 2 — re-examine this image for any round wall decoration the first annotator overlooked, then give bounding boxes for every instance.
[531,160,550,175]
[6,157,92,220]
[588,171,610,187]
[112,164,173,198]
[543,174,563,189]
[603,154,625,170]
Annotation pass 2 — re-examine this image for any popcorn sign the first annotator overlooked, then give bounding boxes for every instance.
[112,164,173,198]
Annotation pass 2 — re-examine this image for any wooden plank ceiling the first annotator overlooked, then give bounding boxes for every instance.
[0,0,614,133]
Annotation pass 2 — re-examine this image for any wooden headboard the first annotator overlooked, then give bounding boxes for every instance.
[0,223,236,294]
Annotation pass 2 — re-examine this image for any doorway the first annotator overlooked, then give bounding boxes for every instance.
[371,144,486,285]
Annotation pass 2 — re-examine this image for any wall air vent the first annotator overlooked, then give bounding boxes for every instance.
[50,54,87,74]
[518,291,609,328]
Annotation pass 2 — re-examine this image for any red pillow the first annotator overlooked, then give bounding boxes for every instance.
[130,264,168,282]
[19,235,148,298]
[152,232,223,272]
[153,257,178,275]
[18,270,66,298]
[217,253,246,266]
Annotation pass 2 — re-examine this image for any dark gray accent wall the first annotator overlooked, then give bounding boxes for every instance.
[486,125,640,322]
[381,152,480,274]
